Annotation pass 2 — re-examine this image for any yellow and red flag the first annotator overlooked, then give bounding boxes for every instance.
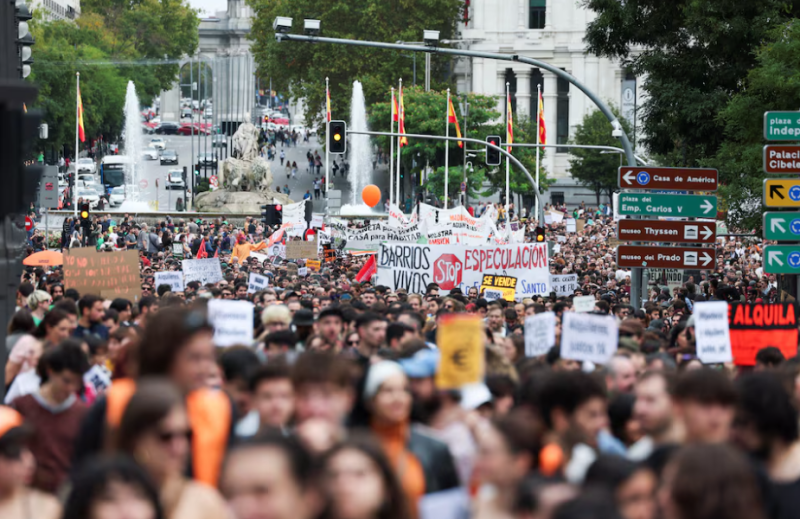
[391,90,399,122]
[398,86,408,147]
[447,97,463,148]
[77,87,86,143]
[506,92,513,153]
[537,90,546,145]
[326,84,331,122]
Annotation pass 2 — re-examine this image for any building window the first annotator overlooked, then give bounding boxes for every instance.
[556,74,569,152]
[551,192,565,206]
[504,68,517,116]
[529,0,546,29]
[530,69,543,120]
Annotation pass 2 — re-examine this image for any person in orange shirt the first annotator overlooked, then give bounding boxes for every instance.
[232,232,267,263]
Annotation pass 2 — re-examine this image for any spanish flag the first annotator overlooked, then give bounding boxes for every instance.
[398,86,408,147]
[326,84,331,122]
[537,90,546,145]
[506,92,513,153]
[77,87,86,143]
[391,90,399,122]
[447,97,463,148]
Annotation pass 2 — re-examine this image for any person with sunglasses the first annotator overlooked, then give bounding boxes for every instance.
[115,379,228,519]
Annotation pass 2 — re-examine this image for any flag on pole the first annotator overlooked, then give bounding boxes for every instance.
[326,84,331,122]
[537,90,546,145]
[213,247,219,258]
[77,87,86,143]
[398,86,408,147]
[355,254,377,283]
[447,98,463,148]
[506,92,513,153]
[391,90,399,122]
[196,239,208,259]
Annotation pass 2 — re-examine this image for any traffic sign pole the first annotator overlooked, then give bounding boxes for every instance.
[617,246,716,269]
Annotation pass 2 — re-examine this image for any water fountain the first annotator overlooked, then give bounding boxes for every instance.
[339,80,380,215]
[119,81,150,211]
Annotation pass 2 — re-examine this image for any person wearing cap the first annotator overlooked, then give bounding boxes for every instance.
[0,406,60,518]
[292,309,315,349]
[232,232,267,264]
[364,360,459,507]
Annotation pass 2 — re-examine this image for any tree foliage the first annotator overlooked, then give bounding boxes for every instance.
[583,0,799,166]
[569,106,632,205]
[708,20,800,230]
[248,0,463,129]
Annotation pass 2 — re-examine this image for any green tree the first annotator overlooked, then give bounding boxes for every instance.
[569,106,632,206]
[426,165,492,202]
[709,21,800,230]
[248,0,463,129]
[583,0,798,166]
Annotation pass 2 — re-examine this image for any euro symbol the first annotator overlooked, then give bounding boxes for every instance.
[451,349,469,369]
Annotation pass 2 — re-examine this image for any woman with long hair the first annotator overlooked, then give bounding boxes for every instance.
[115,379,228,519]
[320,436,409,519]
[33,309,71,349]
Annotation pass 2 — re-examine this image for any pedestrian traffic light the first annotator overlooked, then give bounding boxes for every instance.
[486,135,501,166]
[534,226,545,243]
[329,120,346,154]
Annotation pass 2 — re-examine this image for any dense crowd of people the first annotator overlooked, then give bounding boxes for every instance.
[4,202,795,519]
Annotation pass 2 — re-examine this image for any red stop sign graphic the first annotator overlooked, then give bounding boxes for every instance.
[24,216,33,232]
[433,253,462,290]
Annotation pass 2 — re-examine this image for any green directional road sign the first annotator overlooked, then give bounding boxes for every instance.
[764,245,800,274]
[764,111,800,141]
[617,193,717,218]
[763,212,800,240]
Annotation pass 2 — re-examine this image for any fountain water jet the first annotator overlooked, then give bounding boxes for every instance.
[338,80,380,214]
[121,81,145,207]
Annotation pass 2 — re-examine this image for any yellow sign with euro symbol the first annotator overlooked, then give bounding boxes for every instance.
[435,315,484,390]
[763,179,800,208]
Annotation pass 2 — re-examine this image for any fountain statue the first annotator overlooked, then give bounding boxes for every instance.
[194,122,293,213]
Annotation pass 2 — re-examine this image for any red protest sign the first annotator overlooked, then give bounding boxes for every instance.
[728,302,798,365]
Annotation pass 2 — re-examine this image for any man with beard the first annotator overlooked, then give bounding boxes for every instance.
[732,372,800,519]
[628,371,683,462]
[398,342,476,486]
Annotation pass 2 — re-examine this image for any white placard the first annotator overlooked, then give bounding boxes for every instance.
[483,289,503,302]
[250,251,269,264]
[247,272,269,294]
[310,215,323,228]
[154,271,184,293]
[172,243,184,256]
[550,274,578,297]
[207,299,254,347]
[694,301,732,364]
[525,312,556,357]
[565,218,577,234]
[561,312,618,365]
[573,295,596,313]
[182,258,224,285]
[298,267,308,277]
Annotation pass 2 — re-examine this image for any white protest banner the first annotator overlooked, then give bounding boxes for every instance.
[298,267,308,277]
[182,258,224,285]
[561,312,618,365]
[387,204,410,228]
[550,274,578,297]
[247,272,269,294]
[266,243,286,259]
[154,271,184,293]
[525,312,556,357]
[310,215,323,228]
[566,218,577,233]
[694,301,733,364]
[207,299,254,347]
[250,251,269,264]
[547,210,565,223]
[376,242,550,297]
[544,213,553,225]
[426,225,458,245]
[573,295,596,313]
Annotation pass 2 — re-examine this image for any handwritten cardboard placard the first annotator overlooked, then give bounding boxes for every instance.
[247,272,269,294]
[65,248,140,300]
[154,271,185,293]
[285,238,318,259]
[306,259,321,271]
[207,299,254,347]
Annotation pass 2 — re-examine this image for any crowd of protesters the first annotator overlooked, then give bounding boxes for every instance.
[3,200,796,519]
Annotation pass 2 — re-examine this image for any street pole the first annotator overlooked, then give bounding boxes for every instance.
[190,59,194,205]
[425,53,430,91]
[463,97,469,208]
[389,87,394,207]
[505,82,510,220]
[535,83,541,220]
[325,76,330,198]
[74,72,79,217]
[396,78,403,211]
[444,88,450,209]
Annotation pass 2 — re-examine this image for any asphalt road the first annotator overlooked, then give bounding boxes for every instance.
[135,133,394,214]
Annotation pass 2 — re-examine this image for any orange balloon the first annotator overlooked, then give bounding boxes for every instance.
[538,443,564,476]
[362,184,381,207]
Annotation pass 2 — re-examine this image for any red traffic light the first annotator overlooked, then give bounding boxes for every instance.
[276,204,282,211]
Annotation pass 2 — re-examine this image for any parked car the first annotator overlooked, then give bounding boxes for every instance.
[76,158,96,174]
[176,124,210,136]
[154,122,180,135]
[109,186,126,206]
[166,169,185,190]
[212,134,227,148]
[160,149,179,165]
[149,138,166,150]
[181,108,192,119]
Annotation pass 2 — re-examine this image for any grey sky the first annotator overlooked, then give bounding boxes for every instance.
[189,0,226,17]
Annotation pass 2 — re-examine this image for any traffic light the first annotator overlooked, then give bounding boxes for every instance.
[534,226,545,243]
[16,1,34,79]
[79,203,91,227]
[329,120,346,154]
[262,204,283,226]
[260,204,269,226]
[486,135,501,166]
[263,115,269,124]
